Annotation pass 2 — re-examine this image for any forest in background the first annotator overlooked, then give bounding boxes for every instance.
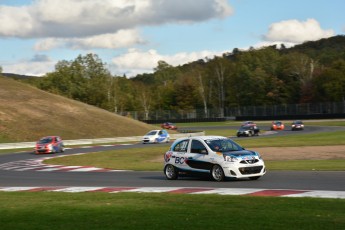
[7,35,345,118]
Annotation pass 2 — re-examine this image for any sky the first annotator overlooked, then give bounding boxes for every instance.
[0,0,344,77]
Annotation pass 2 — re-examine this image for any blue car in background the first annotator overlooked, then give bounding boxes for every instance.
[142,130,170,144]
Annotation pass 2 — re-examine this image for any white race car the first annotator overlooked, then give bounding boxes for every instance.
[163,136,266,181]
[142,130,170,144]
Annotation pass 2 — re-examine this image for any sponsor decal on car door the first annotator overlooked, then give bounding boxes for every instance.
[184,139,213,172]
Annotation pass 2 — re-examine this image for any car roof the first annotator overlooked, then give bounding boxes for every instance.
[174,135,227,142]
[41,136,59,139]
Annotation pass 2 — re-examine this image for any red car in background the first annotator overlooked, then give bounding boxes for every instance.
[34,136,65,154]
[271,121,285,130]
[161,122,178,130]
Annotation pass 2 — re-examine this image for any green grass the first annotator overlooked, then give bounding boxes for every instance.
[234,130,345,147]
[0,192,344,230]
[266,160,345,171]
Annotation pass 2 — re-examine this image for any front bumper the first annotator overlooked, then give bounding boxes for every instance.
[35,148,52,154]
[223,162,266,178]
[237,132,250,136]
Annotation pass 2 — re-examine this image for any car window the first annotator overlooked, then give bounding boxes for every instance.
[172,139,189,152]
[205,139,242,152]
[191,140,208,154]
[39,137,52,144]
[146,131,157,135]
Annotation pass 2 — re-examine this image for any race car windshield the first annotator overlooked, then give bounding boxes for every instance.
[146,131,158,136]
[38,138,52,143]
[205,139,243,152]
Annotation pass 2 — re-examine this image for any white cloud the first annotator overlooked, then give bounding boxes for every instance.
[111,48,223,77]
[0,5,34,37]
[263,18,334,44]
[67,30,146,50]
[34,29,145,51]
[34,38,63,51]
[0,0,233,38]
[2,59,56,76]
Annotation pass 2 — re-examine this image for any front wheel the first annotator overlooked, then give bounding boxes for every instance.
[164,164,178,180]
[211,165,225,182]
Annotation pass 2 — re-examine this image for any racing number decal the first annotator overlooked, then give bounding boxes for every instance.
[175,157,185,164]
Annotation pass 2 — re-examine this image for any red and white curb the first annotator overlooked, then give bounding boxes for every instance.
[0,153,128,172]
[0,186,344,199]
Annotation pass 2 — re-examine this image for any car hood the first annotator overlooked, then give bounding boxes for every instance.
[223,150,259,158]
[36,142,51,145]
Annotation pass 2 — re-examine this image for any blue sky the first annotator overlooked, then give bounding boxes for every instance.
[0,0,344,77]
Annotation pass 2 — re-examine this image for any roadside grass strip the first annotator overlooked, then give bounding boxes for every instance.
[0,154,129,172]
[0,186,344,199]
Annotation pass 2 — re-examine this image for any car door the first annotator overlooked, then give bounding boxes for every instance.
[184,139,213,173]
[157,130,168,142]
[171,139,190,171]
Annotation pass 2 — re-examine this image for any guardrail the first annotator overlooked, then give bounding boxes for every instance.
[0,132,205,150]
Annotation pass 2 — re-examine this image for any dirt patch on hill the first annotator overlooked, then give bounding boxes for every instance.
[256,145,345,160]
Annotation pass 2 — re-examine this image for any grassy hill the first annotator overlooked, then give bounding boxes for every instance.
[0,76,158,142]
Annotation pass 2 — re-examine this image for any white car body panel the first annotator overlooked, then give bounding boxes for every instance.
[142,130,170,144]
[164,136,266,180]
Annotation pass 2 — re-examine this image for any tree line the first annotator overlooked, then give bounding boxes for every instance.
[23,35,345,118]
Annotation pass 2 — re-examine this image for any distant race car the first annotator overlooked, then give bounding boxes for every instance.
[161,122,177,130]
[291,120,304,131]
[142,130,170,144]
[163,135,266,181]
[237,125,260,137]
[34,136,65,154]
[271,121,285,130]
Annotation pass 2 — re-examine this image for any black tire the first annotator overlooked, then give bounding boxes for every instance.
[211,165,225,182]
[249,176,261,180]
[164,164,178,180]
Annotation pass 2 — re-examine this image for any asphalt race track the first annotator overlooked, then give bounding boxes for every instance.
[1,125,345,197]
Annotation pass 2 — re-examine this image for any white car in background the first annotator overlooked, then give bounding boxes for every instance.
[163,136,266,181]
[142,130,170,144]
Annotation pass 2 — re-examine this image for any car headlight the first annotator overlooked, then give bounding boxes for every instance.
[254,151,262,159]
[47,144,53,150]
[224,155,238,162]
